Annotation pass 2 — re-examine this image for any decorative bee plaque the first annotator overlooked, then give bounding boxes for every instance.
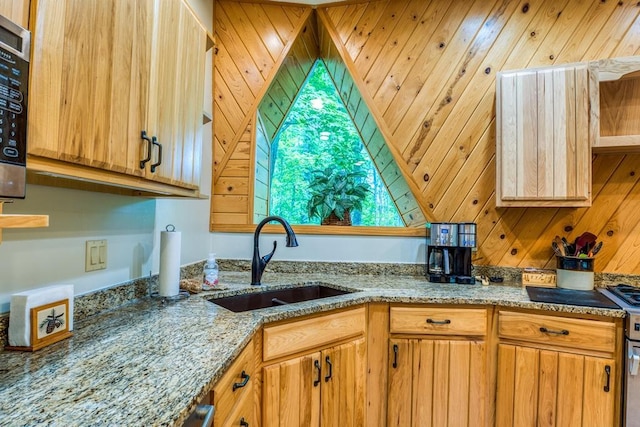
[29,299,72,350]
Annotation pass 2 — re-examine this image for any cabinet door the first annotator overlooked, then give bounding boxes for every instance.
[321,338,366,427]
[496,344,616,427]
[147,0,205,189]
[262,352,321,427]
[387,339,412,426]
[28,0,153,177]
[387,338,487,427]
[496,63,591,207]
[0,0,29,28]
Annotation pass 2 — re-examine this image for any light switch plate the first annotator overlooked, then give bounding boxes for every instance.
[85,239,107,272]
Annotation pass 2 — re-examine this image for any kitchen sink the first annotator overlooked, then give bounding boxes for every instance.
[208,285,353,312]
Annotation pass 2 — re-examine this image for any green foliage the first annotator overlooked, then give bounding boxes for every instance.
[307,168,370,222]
[268,60,403,227]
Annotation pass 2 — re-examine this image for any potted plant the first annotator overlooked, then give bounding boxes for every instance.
[306,167,370,226]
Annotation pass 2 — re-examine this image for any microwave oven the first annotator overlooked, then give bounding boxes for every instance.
[0,14,29,199]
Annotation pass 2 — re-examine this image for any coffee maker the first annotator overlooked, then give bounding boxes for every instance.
[426,222,476,284]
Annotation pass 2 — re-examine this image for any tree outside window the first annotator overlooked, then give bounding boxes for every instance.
[269,61,403,227]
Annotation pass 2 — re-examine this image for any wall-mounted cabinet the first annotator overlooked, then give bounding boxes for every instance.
[496,63,592,207]
[590,57,640,153]
[0,0,29,28]
[27,0,207,197]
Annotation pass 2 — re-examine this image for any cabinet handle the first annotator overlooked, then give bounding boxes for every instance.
[539,327,569,335]
[392,344,399,369]
[140,131,152,169]
[232,371,250,391]
[240,417,249,427]
[604,365,611,392]
[324,356,332,382]
[314,360,321,387]
[150,136,162,173]
[426,318,451,325]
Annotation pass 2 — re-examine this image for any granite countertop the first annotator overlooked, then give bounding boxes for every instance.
[0,271,626,426]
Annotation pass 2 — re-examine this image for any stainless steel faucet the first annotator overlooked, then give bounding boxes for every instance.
[251,216,298,286]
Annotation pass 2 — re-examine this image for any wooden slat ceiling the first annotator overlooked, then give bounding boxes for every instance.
[213,0,640,274]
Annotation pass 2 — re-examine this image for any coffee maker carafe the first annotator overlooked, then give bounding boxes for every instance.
[427,222,476,284]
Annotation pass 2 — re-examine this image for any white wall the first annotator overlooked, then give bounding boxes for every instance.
[211,232,426,264]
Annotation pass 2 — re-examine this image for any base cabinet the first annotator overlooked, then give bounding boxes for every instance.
[496,310,619,427]
[385,306,489,427]
[262,337,366,427]
[387,338,487,427]
[212,340,256,427]
[209,305,621,427]
[496,344,616,427]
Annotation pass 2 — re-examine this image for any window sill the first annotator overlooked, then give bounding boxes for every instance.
[210,223,425,237]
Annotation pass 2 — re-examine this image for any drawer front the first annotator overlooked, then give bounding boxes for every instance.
[263,307,366,361]
[213,340,255,426]
[498,311,616,353]
[218,386,255,427]
[389,307,487,336]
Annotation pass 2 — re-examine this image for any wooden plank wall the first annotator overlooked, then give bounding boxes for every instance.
[259,13,319,141]
[254,113,270,223]
[318,18,425,227]
[212,0,311,225]
[212,120,253,225]
[213,0,640,274]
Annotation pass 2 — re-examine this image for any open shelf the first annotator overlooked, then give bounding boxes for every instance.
[0,202,49,243]
[592,57,640,153]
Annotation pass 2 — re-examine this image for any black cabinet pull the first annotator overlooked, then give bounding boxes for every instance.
[426,318,451,325]
[150,136,162,173]
[232,371,250,391]
[392,344,399,369]
[604,365,611,392]
[240,417,249,427]
[314,360,321,387]
[324,356,332,382]
[539,327,569,335]
[140,131,152,169]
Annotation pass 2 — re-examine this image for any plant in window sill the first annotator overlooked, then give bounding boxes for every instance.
[306,168,370,226]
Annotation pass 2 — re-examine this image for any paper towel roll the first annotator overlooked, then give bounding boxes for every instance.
[159,228,181,297]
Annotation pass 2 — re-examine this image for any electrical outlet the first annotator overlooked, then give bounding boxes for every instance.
[85,240,107,272]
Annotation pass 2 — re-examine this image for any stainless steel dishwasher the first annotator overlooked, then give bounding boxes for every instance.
[182,404,214,427]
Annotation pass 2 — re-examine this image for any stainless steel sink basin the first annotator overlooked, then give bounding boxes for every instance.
[208,285,353,312]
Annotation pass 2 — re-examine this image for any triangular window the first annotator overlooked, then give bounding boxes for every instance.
[265,61,403,226]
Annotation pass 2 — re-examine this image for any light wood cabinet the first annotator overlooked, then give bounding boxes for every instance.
[27,0,206,197]
[387,306,489,427]
[0,0,29,28]
[387,338,487,427]
[263,337,366,427]
[212,339,256,427]
[496,63,592,207]
[590,56,640,153]
[262,307,367,427]
[496,310,619,427]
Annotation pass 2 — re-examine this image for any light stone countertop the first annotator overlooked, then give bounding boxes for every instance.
[0,271,626,426]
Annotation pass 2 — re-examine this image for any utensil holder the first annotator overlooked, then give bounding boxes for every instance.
[556,256,594,290]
